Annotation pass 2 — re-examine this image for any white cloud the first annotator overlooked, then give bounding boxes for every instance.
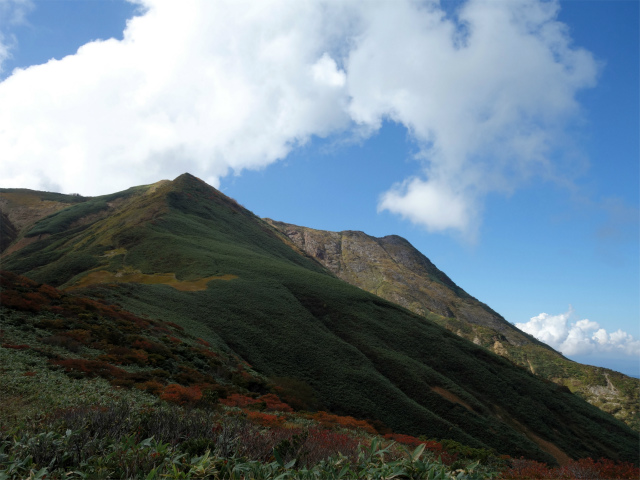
[0,0,597,237]
[517,306,640,357]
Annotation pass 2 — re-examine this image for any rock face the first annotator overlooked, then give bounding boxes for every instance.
[267,220,640,431]
[266,220,541,348]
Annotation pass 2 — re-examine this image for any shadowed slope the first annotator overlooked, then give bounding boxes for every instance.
[1,174,637,465]
[267,221,640,430]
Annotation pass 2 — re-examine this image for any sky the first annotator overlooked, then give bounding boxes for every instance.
[0,0,638,376]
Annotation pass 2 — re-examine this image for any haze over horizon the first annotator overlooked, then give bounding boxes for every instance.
[0,0,637,376]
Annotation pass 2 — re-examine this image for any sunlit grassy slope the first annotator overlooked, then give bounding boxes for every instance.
[1,173,638,465]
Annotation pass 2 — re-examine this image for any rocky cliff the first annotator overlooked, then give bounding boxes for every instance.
[267,220,640,430]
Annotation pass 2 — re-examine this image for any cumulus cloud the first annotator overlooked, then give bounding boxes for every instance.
[0,0,597,236]
[517,306,640,357]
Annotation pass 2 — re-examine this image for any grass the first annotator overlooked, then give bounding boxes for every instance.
[1,272,639,479]
[69,269,237,291]
[2,174,639,466]
[0,401,502,480]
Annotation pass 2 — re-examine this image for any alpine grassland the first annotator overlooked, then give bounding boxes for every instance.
[1,174,639,478]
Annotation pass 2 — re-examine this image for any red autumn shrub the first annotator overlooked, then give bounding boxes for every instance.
[50,358,128,380]
[303,427,361,465]
[259,393,293,412]
[0,290,41,312]
[498,457,640,480]
[384,433,424,447]
[175,366,207,385]
[584,458,640,479]
[135,380,165,396]
[246,411,286,428]
[64,329,92,344]
[1,343,30,350]
[41,335,82,352]
[557,458,640,480]
[152,325,171,335]
[160,384,202,406]
[220,393,262,409]
[113,310,148,328]
[196,338,210,347]
[130,338,170,355]
[76,297,102,312]
[38,284,61,299]
[198,348,219,359]
[383,434,457,465]
[498,458,564,479]
[23,371,36,377]
[24,291,48,306]
[310,412,377,434]
[166,321,185,332]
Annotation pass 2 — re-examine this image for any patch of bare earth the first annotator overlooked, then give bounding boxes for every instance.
[1,234,50,257]
[493,406,572,466]
[67,270,237,291]
[431,386,475,412]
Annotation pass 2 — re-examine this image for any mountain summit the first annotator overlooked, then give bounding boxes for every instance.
[1,174,638,465]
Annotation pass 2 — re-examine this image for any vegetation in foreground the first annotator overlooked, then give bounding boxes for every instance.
[1,175,639,472]
[1,271,639,479]
[2,401,639,480]
[268,221,640,431]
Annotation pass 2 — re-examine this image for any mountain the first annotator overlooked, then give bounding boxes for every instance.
[266,221,640,431]
[1,174,638,466]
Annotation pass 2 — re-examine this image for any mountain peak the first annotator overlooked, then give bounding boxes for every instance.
[171,172,210,189]
[167,173,250,218]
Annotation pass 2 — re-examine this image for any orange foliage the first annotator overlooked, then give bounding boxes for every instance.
[135,380,165,396]
[310,412,376,434]
[160,384,202,406]
[498,457,640,480]
[246,411,286,428]
[220,393,293,412]
[24,292,48,305]
[166,321,185,332]
[259,393,293,412]
[64,329,92,344]
[2,343,30,350]
[198,348,219,359]
[0,290,42,312]
[220,393,262,409]
[383,433,424,447]
[50,358,128,380]
[38,284,61,299]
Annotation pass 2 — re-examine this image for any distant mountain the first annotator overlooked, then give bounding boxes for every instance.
[1,174,638,465]
[266,220,640,431]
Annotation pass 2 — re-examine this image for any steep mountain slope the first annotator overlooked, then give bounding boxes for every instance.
[0,189,87,256]
[266,221,640,430]
[1,174,638,465]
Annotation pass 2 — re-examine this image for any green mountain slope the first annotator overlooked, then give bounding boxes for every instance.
[266,221,640,431]
[1,174,638,465]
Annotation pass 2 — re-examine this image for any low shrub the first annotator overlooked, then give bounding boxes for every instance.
[160,383,202,406]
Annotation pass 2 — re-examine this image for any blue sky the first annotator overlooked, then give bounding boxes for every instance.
[0,0,638,376]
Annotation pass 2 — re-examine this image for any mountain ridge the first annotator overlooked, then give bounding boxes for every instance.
[266,220,640,430]
[1,174,638,465]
